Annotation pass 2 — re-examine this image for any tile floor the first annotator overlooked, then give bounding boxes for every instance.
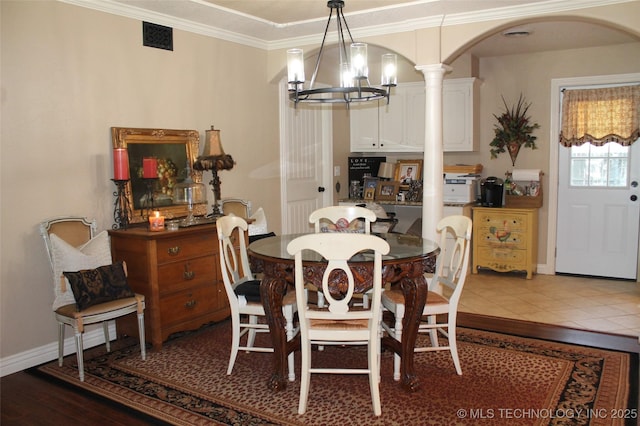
[459,271,640,337]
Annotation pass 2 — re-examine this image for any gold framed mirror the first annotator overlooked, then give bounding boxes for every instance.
[111,127,206,223]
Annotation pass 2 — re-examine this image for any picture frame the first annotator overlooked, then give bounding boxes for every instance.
[363,187,376,201]
[376,181,400,201]
[111,127,206,223]
[395,160,423,187]
[363,176,379,191]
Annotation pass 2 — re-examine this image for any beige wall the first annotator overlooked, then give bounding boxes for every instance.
[2,0,639,366]
[1,1,280,360]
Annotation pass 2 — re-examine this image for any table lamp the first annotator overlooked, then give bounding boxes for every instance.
[193,126,235,217]
[378,162,395,180]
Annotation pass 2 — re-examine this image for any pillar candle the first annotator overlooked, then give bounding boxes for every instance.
[149,210,165,231]
[142,157,158,178]
[113,148,130,180]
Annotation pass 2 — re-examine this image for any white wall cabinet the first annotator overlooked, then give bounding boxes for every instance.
[443,77,479,152]
[350,82,424,153]
[350,78,479,153]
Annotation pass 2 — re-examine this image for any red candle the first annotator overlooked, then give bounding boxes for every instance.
[142,157,158,178]
[113,148,129,180]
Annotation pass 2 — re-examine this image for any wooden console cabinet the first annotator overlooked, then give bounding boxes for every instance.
[109,224,231,350]
[472,207,538,279]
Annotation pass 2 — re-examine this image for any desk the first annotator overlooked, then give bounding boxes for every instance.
[249,232,439,392]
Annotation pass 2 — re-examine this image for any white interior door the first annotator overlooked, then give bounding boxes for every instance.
[279,81,332,234]
[556,140,639,279]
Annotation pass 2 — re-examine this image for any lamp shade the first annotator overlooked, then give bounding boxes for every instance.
[378,162,395,179]
[203,126,226,157]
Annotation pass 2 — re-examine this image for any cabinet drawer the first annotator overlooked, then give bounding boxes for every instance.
[158,255,218,295]
[156,234,216,264]
[476,246,527,269]
[474,212,529,231]
[476,229,527,250]
[160,284,218,327]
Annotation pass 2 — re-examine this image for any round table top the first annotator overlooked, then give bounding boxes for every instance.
[248,232,439,264]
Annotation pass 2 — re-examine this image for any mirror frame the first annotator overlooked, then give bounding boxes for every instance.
[111,127,207,223]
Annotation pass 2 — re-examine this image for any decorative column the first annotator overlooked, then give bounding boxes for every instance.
[415,64,451,241]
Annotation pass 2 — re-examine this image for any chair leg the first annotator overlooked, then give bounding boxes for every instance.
[137,312,146,361]
[227,315,241,375]
[102,322,111,352]
[247,315,258,350]
[74,331,85,382]
[284,307,296,382]
[58,323,65,367]
[448,323,462,375]
[427,315,439,347]
[368,335,382,416]
[298,337,311,415]
[392,314,403,381]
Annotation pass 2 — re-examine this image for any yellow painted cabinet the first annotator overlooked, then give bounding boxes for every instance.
[472,207,538,279]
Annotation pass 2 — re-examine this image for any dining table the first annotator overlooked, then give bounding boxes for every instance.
[248,232,439,393]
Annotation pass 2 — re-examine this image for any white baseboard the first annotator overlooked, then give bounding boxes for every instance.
[0,323,116,377]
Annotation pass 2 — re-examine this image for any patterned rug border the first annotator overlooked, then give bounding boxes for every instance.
[33,322,633,426]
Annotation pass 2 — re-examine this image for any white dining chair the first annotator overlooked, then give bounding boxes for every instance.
[216,215,298,381]
[287,233,390,416]
[381,215,472,379]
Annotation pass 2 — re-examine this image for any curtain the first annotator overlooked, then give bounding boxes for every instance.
[559,85,640,147]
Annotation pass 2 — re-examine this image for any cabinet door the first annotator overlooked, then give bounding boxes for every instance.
[350,101,379,151]
[379,83,423,152]
[403,83,426,150]
[443,78,478,152]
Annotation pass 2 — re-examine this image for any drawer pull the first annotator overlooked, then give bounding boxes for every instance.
[168,246,181,256]
[183,270,195,280]
[185,300,197,309]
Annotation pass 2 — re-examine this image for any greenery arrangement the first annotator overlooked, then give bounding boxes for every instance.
[490,94,540,166]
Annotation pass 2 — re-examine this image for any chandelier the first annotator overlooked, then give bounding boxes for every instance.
[287,0,397,105]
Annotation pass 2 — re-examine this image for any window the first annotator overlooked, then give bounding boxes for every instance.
[569,142,629,187]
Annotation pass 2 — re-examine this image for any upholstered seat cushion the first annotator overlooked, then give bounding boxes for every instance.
[63,261,135,311]
[233,280,262,302]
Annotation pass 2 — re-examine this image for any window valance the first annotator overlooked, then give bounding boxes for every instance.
[559,85,639,147]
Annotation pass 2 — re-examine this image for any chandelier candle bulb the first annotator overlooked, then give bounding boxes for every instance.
[149,210,164,231]
[350,42,368,79]
[113,148,130,180]
[287,48,305,87]
[142,157,158,178]
[340,62,353,88]
[381,53,398,86]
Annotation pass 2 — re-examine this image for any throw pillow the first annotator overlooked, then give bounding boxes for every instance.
[50,230,112,310]
[63,261,134,311]
[248,207,268,236]
[233,280,262,302]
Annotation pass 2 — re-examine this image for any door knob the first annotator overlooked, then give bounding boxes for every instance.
[631,194,638,202]
[318,186,325,192]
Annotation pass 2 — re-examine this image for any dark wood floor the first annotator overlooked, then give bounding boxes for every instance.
[2,313,638,425]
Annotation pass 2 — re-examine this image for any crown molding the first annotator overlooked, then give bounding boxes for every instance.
[58,0,636,51]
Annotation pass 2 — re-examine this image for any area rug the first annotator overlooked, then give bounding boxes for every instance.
[35,320,632,425]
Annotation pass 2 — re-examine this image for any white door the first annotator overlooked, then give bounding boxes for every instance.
[279,81,332,234]
[556,140,640,279]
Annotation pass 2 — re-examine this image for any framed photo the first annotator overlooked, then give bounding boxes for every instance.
[363,187,376,201]
[111,127,206,223]
[395,160,423,186]
[363,176,379,191]
[376,181,400,201]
